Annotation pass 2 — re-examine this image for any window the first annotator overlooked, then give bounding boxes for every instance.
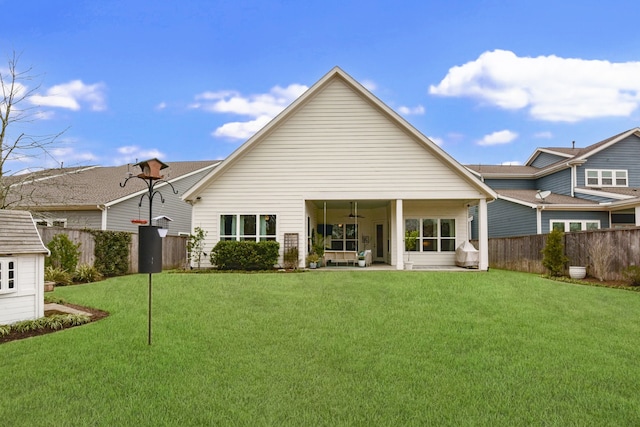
[585,169,627,187]
[330,223,358,251]
[550,220,600,233]
[405,218,456,252]
[0,258,17,294]
[34,218,67,228]
[220,214,276,241]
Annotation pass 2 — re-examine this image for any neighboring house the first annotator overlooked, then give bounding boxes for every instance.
[183,67,497,270]
[467,127,640,238]
[5,161,219,236]
[0,210,50,325]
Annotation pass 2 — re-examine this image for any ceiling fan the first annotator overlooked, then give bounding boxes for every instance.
[347,202,365,218]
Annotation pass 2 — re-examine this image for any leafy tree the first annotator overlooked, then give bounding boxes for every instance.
[45,234,80,273]
[186,226,207,269]
[542,229,568,276]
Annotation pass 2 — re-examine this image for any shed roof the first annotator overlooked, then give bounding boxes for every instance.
[0,210,49,255]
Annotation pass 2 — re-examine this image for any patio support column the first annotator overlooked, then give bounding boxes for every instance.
[395,199,404,270]
[478,198,489,271]
[635,206,640,226]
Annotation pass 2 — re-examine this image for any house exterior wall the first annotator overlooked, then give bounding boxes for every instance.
[536,168,572,196]
[487,199,537,238]
[0,254,45,324]
[33,210,102,229]
[107,170,211,236]
[540,210,609,234]
[530,152,566,168]
[483,178,536,190]
[192,78,486,267]
[576,134,640,186]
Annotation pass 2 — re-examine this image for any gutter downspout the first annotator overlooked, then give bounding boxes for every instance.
[97,205,107,230]
[570,164,576,197]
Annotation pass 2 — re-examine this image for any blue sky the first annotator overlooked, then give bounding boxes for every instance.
[2,0,640,173]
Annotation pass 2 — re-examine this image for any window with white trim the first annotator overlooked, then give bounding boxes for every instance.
[585,169,627,187]
[405,218,456,252]
[35,218,67,228]
[550,220,600,233]
[220,214,276,241]
[0,258,17,294]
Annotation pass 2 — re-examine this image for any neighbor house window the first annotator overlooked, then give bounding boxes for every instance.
[550,220,600,233]
[585,169,627,187]
[405,218,456,252]
[34,218,67,228]
[0,258,17,294]
[220,214,276,241]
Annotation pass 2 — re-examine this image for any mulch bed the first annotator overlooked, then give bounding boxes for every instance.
[0,304,109,345]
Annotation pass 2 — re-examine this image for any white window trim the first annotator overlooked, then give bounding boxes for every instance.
[35,218,67,228]
[220,214,277,242]
[405,218,456,252]
[0,257,17,294]
[585,169,628,187]
[549,220,601,233]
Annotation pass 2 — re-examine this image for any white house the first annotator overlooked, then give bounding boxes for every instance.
[183,67,496,270]
[0,210,50,325]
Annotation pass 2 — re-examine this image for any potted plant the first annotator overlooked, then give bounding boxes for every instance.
[404,230,419,270]
[358,253,366,267]
[306,253,320,269]
[312,234,325,267]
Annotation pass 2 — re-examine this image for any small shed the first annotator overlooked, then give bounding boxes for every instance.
[0,210,50,325]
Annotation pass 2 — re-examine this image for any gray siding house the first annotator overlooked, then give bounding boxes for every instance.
[467,128,640,238]
[6,161,219,236]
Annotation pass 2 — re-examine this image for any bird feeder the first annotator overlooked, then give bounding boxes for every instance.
[152,215,173,238]
[135,158,169,180]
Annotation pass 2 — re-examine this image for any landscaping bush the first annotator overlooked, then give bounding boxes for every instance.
[45,266,73,286]
[210,240,279,270]
[623,265,640,286]
[541,229,568,277]
[91,231,131,276]
[187,226,207,269]
[74,263,104,283]
[283,247,299,269]
[45,234,80,273]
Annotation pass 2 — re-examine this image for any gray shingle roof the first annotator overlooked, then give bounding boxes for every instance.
[5,161,218,209]
[0,210,49,254]
[498,189,598,206]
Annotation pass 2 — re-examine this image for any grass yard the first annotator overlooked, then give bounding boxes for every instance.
[2,269,640,426]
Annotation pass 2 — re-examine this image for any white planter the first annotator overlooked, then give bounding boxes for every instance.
[358,259,366,267]
[309,262,317,269]
[569,266,586,279]
[404,261,414,270]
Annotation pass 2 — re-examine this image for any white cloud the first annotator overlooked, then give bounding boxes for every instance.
[155,102,167,111]
[115,145,165,165]
[427,135,443,146]
[534,131,553,139]
[501,161,522,166]
[398,105,425,115]
[361,79,378,91]
[477,130,518,146]
[29,80,107,111]
[429,49,640,122]
[192,84,308,139]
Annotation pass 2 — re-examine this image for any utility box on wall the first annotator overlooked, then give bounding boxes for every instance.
[139,226,163,273]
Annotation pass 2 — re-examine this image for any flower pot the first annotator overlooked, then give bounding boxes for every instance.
[404,261,414,270]
[569,266,586,279]
[309,262,317,269]
[358,259,366,267]
[44,281,55,292]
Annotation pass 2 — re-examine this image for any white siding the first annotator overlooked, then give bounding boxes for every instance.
[0,254,44,324]
[193,78,484,267]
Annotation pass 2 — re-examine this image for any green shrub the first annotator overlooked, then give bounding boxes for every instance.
[45,234,80,273]
[0,314,91,336]
[187,226,208,269]
[542,229,568,277]
[45,266,73,286]
[623,265,640,286]
[91,231,131,276]
[0,324,12,337]
[283,247,299,269]
[210,240,280,270]
[74,264,104,283]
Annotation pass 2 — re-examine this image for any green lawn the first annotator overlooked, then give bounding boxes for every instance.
[2,270,640,426]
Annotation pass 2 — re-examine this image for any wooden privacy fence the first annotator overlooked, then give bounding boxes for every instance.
[481,227,640,281]
[37,227,188,273]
